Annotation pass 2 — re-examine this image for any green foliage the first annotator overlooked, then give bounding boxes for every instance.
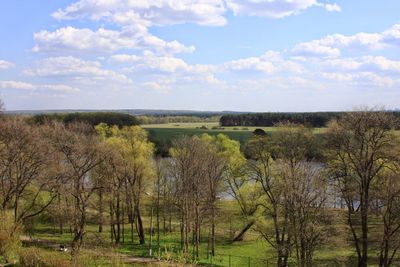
[220,111,400,128]
[253,128,266,136]
[30,112,139,127]
[95,124,155,181]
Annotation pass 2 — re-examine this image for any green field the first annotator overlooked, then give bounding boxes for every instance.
[22,199,363,267]
[142,122,325,146]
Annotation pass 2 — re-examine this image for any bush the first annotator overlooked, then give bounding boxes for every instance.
[19,248,42,267]
[253,128,266,136]
[0,211,22,263]
[19,247,72,267]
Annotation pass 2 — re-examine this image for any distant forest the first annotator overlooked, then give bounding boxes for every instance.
[30,112,139,127]
[220,111,400,127]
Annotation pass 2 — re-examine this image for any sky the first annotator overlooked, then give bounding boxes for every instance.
[0,0,400,112]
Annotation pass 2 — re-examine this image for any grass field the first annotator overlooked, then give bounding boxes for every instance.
[23,199,368,267]
[142,123,325,148]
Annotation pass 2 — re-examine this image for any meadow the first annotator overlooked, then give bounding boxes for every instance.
[23,200,358,267]
[143,122,325,147]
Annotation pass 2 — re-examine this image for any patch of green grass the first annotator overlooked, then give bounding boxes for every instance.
[26,201,360,267]
[143,123,326,150]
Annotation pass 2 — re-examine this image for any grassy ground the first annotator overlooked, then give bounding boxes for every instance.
[142,123,325,150]
[23,200,364,267]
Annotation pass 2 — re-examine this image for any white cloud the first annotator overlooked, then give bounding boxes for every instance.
[224,51,303,73]
[52,0,227,26]
[292,24,400,58]
[40,84,80,92]
[0,81,35,90]
[25,56,132,84]
[0,80,79,92]
[110,52,218,76]
[323,3,341,12]
[0,60,14,70]
[111,53,189,73]
[225,0,337,18]
[322,56,400,74]
[292,42,341,58]
[225,57,276,72]
[33,26,194,55]
[322,72,396,88]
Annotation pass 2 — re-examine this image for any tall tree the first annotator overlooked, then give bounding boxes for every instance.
[0,118,62,225]
[48,122,104,254]
[200,134,229,256]
[247,123,327,267]
[326,110,399,267]
[169,136,208,256]
[373,164,400,267]
[0,98,4,113]
[95,124,155,245]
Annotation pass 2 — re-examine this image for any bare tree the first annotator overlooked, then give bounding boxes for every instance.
[247,136,292,267]
[282,162,329,267]
[47,122,104,254]
[0,118,62,225]
[169,136,209,257]
[326,110,399,267]
[373,166,400,267]
[247,123,326,267]
[0,98,4,114]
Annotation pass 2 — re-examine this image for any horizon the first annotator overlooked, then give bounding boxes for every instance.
[1,1,400,111]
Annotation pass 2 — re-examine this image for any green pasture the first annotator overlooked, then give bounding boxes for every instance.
[24,199,370,267]
[142,123,325,147]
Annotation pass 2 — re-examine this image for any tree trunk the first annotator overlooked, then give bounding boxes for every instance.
[98,189,103,233]
[135,206,145,244]
[232,220,255,242]
[360,189,369,267]
[211,204,216,256]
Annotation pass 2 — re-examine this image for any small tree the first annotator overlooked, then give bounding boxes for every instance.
[0,98,4,113]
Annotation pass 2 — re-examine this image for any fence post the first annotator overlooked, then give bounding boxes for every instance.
[248,256,251,267]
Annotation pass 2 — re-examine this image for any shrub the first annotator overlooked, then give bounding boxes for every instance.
[253,128,266,136]
[0,211,22,263]
[19,247,72,267]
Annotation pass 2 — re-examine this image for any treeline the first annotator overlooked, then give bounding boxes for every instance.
[30,112,139,127]
[137,115,220,124]
[220,111,400,127]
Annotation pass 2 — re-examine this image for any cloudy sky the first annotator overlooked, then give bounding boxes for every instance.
[0,0,399,111]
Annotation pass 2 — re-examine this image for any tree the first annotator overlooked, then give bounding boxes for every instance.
[211,135,259,243]
[95,124,155,245]
[0,98,4,114]
[326,110,399,267]
[253,128,266,136]
[248,123,327,267]
[47,122,104,254]
[373,165,400,267]
[169,136,209,256]
[0,118,62,225]
[247,135,292,267]
[200,134,229,255]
